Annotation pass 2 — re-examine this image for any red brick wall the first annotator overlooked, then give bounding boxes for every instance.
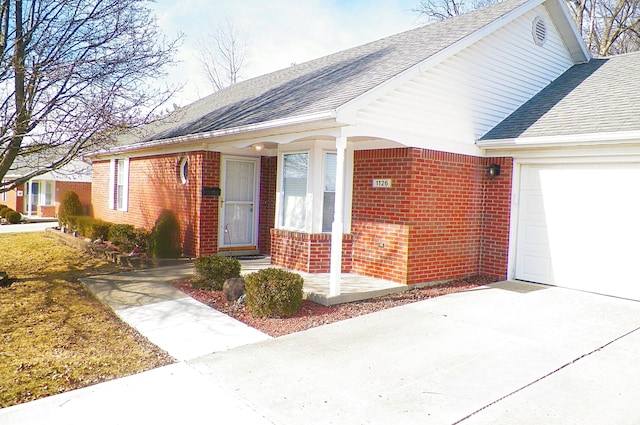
[351,148,511,285]
[2,187,19,212]
[197,151,221,256]
[271,229,353,273]
[479,157,513,279]
[259,156,277,255]
[92,151,220,257]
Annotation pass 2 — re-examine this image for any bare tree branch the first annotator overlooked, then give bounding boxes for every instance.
[0,0,181,193]
[415,0,640,56]
[194,18,247,92]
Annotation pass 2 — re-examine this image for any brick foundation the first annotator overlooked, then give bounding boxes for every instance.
[270,229,353,273]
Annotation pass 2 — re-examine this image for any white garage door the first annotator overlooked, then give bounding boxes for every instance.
[516,163,640,300]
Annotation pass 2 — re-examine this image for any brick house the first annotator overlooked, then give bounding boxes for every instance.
[88,0,640,299]
[2,161,91,219]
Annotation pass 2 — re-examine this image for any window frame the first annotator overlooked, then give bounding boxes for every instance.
[280,151,310,232]
[109,158,129,211]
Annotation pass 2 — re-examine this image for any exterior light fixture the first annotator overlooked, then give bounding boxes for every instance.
[252,143,264,152]
[487,164,501,178]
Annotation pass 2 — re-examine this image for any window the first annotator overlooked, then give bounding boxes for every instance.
[42,181,54,206]
[179,157,189,184]
[322,152,337,232]
[282,153,308,230]
[109,158,129,211]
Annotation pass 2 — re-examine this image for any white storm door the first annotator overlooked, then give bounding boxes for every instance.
[220,157,258,249]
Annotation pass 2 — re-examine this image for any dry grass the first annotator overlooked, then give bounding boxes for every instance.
[0,232,174,408]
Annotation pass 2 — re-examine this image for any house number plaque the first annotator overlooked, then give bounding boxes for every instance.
[372,179,392,188]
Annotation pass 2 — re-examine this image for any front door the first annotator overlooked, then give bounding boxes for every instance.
[219,157,258,251]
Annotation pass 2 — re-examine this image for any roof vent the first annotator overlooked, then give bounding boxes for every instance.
[532,16,547,46]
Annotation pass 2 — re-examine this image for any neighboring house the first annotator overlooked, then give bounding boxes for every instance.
[2,161,92,219]
[87,0,638,299]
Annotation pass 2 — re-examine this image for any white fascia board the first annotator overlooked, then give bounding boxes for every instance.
[544,0,590,62]
[336,0,546,123]
[478,130,640,157]
[87,110,338,160]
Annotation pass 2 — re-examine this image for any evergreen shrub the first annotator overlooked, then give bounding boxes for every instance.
[192,255,241,290]
[59,191,83,226]
[244,268,303,318]
[149,210,181,258]
[4,210,22,224]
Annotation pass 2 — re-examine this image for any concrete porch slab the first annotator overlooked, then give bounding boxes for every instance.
[237,256,407,306]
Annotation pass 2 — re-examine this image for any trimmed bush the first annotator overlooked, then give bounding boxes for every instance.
[192,255,241,291]
[73,216,112,239]
[133,228,151,253]
[4,210,22,224]
[109,224,137,251]
[0,207,14,218]
[149,210,181,259]
[244,268,304,318]
[59,191,83,226]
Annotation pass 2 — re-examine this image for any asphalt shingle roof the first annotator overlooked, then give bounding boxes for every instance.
[145,0,530,142]
[481,51,640,140]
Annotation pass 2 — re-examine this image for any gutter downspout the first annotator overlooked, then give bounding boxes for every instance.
[329,135,347,296]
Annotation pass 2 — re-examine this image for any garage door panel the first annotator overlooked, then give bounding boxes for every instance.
[516,163,640,300]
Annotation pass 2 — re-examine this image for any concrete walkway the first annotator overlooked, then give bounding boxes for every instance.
[4,277,640,424]
[80,264,271,361]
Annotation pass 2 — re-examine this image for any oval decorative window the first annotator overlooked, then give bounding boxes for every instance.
[532,16,547,46]
[179,157,189,184]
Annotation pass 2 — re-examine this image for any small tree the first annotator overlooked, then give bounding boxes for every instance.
[58,191,83,227]
[149,210,181,259]
[195,18,248,91]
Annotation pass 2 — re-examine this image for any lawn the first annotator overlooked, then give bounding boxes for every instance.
[0,232,174,408]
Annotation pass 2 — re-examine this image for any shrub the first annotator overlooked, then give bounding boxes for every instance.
[192,255,241,291]
[4,210,22,224]
[109,224,136,251]
[244,268,304,318]
[59,191,83,226]
[73,216,112,239]
[0,207,14,218]
[149,210,181,259]
[133,228,151,253]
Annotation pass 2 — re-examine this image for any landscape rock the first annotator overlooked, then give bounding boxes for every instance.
[0,271,10,287]
[223,277,245,302]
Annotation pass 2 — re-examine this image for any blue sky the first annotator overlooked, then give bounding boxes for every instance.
[151,0,421,106]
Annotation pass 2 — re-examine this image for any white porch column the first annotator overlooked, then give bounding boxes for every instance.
[329,136,347,296]
[26,180,33,218]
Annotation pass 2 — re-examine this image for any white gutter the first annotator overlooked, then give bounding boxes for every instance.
[478,130,640,150]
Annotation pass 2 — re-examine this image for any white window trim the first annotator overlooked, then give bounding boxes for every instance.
[276,140,354,234]
[110,158,129,211]
[108,159,116,210]
[278,150,311,232]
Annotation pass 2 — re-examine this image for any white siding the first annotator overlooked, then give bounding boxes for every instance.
[355,5,575,155]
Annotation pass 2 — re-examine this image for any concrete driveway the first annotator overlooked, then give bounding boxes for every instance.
[4,280,640,424]
[189,281,640,424]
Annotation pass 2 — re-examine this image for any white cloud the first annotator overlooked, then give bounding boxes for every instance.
[151,0,420,106]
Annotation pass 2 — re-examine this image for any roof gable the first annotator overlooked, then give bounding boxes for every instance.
[480,52,640,141]
[144,0,572,144]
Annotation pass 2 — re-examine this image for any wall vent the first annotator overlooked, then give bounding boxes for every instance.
[532,16,547,46]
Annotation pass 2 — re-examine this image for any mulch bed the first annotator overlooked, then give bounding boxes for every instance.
[172,276,495,337]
